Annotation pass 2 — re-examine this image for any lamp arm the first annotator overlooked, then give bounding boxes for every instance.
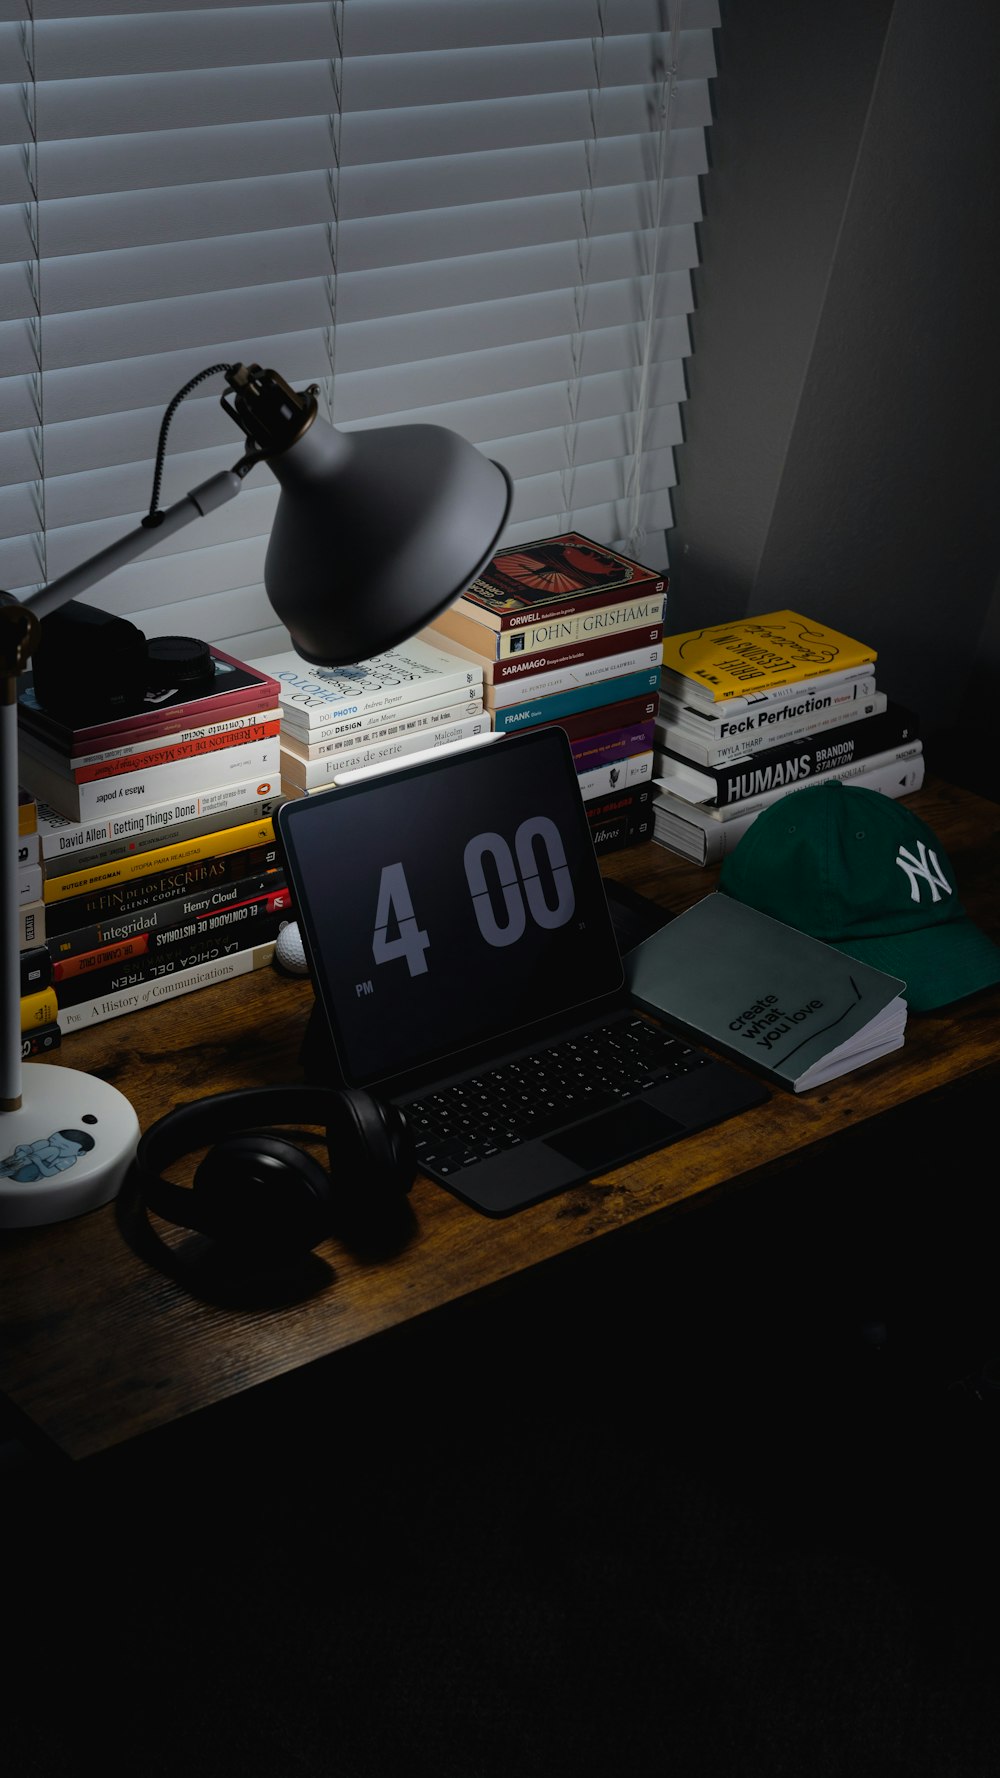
[2,463,253,1111]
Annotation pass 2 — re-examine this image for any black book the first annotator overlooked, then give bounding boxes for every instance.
[655,700,919,807]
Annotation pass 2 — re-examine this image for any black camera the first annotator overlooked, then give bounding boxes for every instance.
[30,600,215,724]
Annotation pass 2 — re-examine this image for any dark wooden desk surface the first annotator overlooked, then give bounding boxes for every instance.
[2,775,998,1463]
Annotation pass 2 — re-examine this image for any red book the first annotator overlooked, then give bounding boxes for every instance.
[17,646,281,753]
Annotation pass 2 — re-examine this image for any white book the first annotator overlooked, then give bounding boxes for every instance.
[653,743,924,821]
[656,690,888,766]
[56,942,277,1032]
[485,639,664,709]
[652,750,926,866]
[576,750,654,802]
[33,778,282,859]
[280,682,474,746]
[19,900,45,949]
[249,640,483,730]
[283,696,485,761]
[659,662,878,717]
[19,739,279,823]
[281,714,490,789]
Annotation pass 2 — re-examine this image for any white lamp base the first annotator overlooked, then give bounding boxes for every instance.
[0,1063,140,1229]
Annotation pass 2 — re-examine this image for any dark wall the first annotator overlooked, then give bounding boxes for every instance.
[669,0,1000,798]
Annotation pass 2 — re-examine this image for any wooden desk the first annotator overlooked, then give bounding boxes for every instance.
[2,775,998,1464]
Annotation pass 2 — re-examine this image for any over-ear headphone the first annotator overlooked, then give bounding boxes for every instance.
[134,1083,416,1264]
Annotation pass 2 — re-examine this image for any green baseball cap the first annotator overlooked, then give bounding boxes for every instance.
[719,779,1000,1012]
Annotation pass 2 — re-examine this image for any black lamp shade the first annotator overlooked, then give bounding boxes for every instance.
[262,411,513,666]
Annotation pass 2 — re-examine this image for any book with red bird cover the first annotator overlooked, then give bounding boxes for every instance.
[452,531,667,632]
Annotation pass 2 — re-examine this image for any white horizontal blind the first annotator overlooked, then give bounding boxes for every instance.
[0,0,718,660]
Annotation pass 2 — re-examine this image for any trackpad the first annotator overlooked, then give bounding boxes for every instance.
[546,1101,684,1172]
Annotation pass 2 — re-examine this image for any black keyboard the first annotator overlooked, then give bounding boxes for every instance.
[403,1013,711,1176]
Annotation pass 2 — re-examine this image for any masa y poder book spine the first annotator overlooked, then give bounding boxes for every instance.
[18,737,279,823]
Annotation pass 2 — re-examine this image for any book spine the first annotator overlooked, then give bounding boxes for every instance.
[54,900,292,1007]
[15,832,40,868]
[493,593,667,659]
[280,682,476,745]
[20,738,279,822]
[699,743,924,823]
[20,682,282,757]
[660,664,878,717]
[55,710,282,777]
[531,692,658,744]
[44,841,282,937]
[576,750,655,801]
[32,776,280,856]
[655,691,889,766]
[484,639,663,709]
[21,985,59,1031]
[570,720,656,772]
[653,749,926,866]
[491,669,661,733]
[458,572,668,632]
[19,944,54,996]
[272,663,483,730]
[55,942,277,1033]
[19,902,45,948]
[283,714,491,788]
[46,869,287,961]
[282,696,484,761]
[430,617,664,682]
[656,702,919,806]
[18,789,38,836]
[586,785,656,854]
[17,862,42,905]
[43,815,278,904]
[21,1021,61,1059]
[39,793,284,870]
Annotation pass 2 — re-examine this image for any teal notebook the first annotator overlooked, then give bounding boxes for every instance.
[625,892,907,1092]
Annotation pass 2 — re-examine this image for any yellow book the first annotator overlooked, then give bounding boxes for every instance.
[21,986,59,1031]
[18,788,38,836]
[661,610,877,703]
[43,816,277,905]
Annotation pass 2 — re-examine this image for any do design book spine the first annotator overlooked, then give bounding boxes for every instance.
[44,840,281,937]
[55,943,277,1033]
[655,702,919,805]
[54,899,292,1006]
[19,737,279,822]
[491,669,661,733]
[249,643,482,729]
[655,691,889,767]
[280,684,478,747]
[46,869,287,962]
[284,696,484,761]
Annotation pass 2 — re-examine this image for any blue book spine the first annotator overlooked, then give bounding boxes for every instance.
[491,669,661,733]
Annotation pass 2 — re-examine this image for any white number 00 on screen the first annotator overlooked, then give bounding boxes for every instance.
[372,815,576,978]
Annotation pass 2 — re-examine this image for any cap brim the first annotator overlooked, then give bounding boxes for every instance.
[832,917,1000,1013]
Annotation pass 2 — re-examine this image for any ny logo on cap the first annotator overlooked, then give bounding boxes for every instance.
[895,841,951,904]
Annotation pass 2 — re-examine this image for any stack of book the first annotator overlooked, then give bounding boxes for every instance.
[15,647,293,1034]
[651,611,924,865]
[426,531,667,855]
[246,636,490,797]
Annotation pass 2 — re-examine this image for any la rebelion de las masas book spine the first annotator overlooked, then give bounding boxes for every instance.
[625,893,906,1092]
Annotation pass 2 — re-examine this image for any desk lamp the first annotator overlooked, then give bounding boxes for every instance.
[1,363,513,1229]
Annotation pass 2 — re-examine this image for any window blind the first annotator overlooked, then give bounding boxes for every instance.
[1,0,718,661]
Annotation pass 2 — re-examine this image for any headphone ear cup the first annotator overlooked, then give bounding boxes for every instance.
[324,1088,416,1206]
[192,1133,333,1257]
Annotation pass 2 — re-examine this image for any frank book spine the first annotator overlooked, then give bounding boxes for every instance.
[655,691,889,767]
[43,814,279,904]
[428,616,664,683]
[433,592,667,661]
[655,702,920,805]
[56,942,277,1033]
[18,737,279,823]
[454,531,666,631]
[46,869,287,962]
[54,898,292,1007]
[483,639,663,710]
[44,840,282,937]
[490,669,661,733]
